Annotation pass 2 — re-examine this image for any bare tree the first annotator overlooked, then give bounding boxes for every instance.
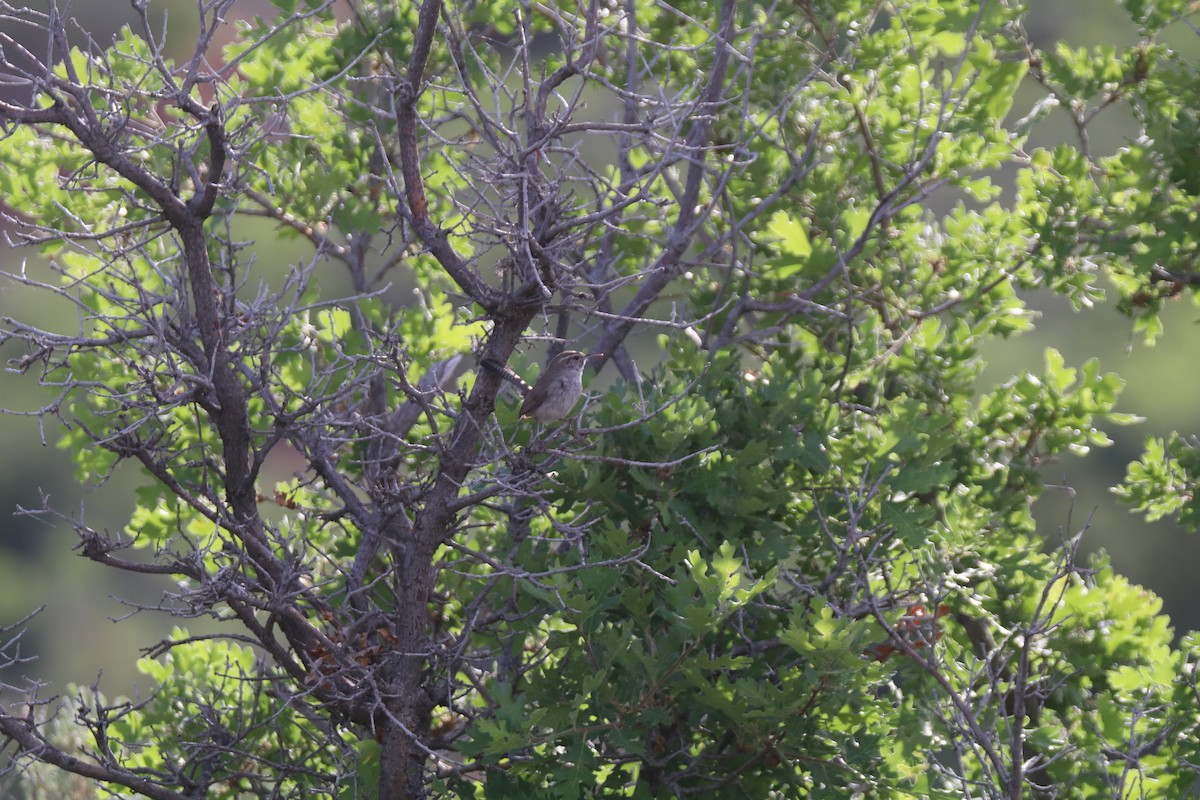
[0,0,779,794]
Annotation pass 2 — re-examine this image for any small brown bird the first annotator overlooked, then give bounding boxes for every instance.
[518,350,589,421]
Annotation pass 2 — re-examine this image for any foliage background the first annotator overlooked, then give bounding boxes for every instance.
[1,0,1198,702]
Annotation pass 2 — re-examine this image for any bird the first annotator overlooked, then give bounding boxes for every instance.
[518,350,589,421]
